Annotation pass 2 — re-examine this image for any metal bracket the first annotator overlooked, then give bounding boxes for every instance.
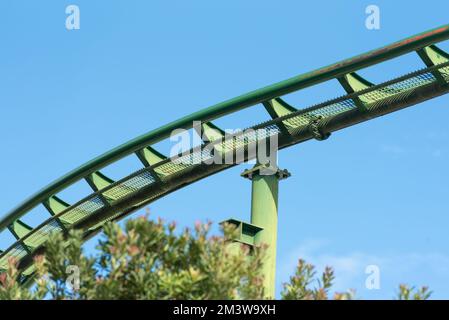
[308,115,331,141]
[241,164,291,180]
[220,218,264,247]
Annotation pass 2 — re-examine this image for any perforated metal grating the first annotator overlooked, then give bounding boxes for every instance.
[24,219,63,249]
[103,171,156,201]
[60,196,105,224]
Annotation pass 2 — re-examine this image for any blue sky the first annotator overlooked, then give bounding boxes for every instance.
[1,1,449,299]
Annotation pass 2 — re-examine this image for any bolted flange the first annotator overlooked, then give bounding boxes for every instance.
[241,163,291,181]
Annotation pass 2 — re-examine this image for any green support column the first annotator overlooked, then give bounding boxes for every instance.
[241,164,290,298]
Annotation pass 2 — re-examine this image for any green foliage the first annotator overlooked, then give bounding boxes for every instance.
[281,259,354,300]
[0,215,265,300]
[0,214,432,300]
[281,259,432,300]
[397,284,432,300]
[0,257,47,300]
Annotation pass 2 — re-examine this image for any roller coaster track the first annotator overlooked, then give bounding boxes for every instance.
[2,25,449,284]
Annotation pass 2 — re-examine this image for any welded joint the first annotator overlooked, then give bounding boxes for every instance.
[6,224,32,254]
[416,47,448,86]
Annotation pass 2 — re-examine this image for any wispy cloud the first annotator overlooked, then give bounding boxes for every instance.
[277,239,449,299]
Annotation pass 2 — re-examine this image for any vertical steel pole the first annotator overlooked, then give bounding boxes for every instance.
[242,163,290,298]
[251,171,279,298]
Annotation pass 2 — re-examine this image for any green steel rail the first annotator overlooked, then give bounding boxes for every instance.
[2,24,449,282]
